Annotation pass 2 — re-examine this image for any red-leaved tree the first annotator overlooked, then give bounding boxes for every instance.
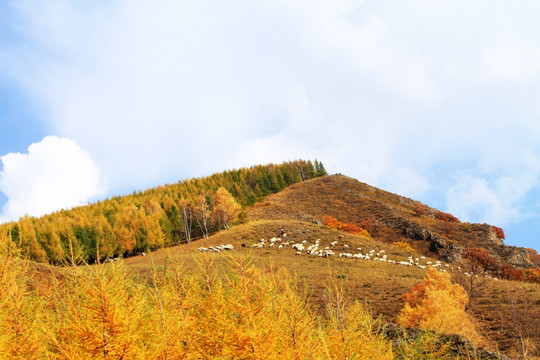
[460,247,497,299]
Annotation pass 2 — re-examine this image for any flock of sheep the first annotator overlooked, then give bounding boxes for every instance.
[193,234,456,273]
[248,236,451,271]
[193,234,501,281]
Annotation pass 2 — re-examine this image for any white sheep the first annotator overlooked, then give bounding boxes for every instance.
[292,243,305,252]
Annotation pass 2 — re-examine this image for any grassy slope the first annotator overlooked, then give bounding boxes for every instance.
[247,174,531,263]
[124,220,539,356]
[123,175,540,356]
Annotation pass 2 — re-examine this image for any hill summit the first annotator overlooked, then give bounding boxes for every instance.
[248,174,533,268]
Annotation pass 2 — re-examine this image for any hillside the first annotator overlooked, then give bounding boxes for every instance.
[119,175,539,357]
[248,174,534,268]
[124,215,539,358]
[1,167,539,358]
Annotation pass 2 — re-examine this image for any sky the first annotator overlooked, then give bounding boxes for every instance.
[0,0,539,250]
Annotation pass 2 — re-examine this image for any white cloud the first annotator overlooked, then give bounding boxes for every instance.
[446,176,519,225]
[481,36,540,82]
[0,136,103,222]
[446,168,540,226]
[386,167,431,200]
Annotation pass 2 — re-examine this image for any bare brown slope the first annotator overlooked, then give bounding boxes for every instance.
[247,174,532,267]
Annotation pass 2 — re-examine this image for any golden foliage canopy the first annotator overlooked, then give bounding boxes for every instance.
[398,268,485,347]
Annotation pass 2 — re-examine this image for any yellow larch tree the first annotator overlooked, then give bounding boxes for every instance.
[398,268,485,347]
[49,262,152,359]
[0,239,47,359]
[212,187,241,230]
[320,280,393,360]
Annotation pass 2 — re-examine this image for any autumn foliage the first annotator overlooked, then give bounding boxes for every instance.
[526,248,540,264]
[434,211,459,223]
[393,241,415,253]
[0,160,325,265]
[462,247,497,274]
[411,202,429,217]
[398,269,485,347]
[0,246,398,359]
[491,225,505,240]
[323,216,371,238]
[523,268,540,284]
[501,265,524,282]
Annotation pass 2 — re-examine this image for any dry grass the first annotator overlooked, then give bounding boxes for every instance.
[123,218,540,357]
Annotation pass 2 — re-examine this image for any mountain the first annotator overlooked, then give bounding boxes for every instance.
[247,174,534,268]
[1,163,539,357]
[120,172,539,357]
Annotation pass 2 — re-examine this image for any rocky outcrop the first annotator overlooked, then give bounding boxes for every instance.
[429,235,463,262]
[497,245,531,266]
[477,224,504,245]
[386,216,430,241]
[394,218,465,262]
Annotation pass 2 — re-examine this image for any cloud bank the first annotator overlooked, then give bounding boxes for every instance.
[0,136,103,222]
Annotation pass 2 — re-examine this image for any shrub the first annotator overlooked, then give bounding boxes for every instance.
[434,211,459,223]
[393,241,415,253]
[323,216,371,238]
[523,268,540,284]
[491,225,505,240]
[462,247,497,273]
[501,266,524,282]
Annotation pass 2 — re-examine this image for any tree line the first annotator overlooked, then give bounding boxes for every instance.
[0,160,327,265]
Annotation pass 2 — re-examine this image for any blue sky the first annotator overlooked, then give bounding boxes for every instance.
[0,1,539,250]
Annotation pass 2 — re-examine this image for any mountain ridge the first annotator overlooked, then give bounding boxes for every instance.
[247,174,534,269]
